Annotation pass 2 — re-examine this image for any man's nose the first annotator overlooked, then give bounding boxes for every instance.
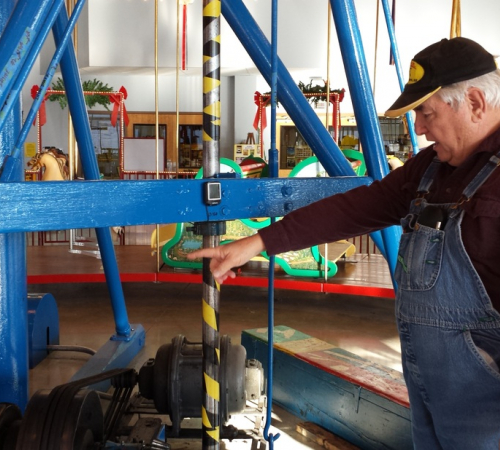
[414,115,427,136]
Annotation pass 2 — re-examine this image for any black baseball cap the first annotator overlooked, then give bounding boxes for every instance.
[385,37,497,117]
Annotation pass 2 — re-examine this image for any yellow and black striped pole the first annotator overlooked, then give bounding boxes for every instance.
[202,0,221,449]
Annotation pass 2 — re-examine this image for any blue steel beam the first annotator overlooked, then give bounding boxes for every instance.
[329,0,401,280]
[0,0,65,137]
[221,0,388,261]
[0,0,29,412]
[52,6,131,338]
[0,0,84,181]
[0,0,55,116]
[0,177,372,233]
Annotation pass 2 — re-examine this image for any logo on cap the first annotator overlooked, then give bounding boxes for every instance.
[408,60,425,85]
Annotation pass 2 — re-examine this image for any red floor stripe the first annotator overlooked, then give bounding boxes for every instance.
[28,272,395,298]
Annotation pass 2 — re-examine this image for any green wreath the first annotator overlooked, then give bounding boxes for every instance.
[49,77,114,110]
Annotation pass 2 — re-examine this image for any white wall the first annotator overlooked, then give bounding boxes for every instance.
[23,0,500,161]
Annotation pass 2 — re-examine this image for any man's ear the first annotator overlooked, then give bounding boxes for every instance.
[467,87,487,122]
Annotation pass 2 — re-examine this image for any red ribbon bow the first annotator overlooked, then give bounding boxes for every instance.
[31,85,50,126]
[253,91,271,131]
[109,86,129,127]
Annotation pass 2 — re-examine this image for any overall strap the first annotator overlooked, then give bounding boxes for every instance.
[458,150,500,203]
[416,156,441,197]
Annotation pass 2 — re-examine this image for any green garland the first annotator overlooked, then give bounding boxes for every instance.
[297,81,344,106]
[264,81,344,107]
[49,77,114,110]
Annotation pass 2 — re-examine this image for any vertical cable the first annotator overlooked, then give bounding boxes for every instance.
[264,0,280,448]
[175,0,181,177]
[202,1,221,449]
[154,0,159,178]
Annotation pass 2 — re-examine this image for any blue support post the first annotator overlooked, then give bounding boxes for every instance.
[0,0,29,413]
[264,0,280,447]
[328,0,401,280]
[51,7,132,338]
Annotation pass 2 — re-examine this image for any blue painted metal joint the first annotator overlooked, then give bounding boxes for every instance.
[110,326,140,342]
[70,324,145,392]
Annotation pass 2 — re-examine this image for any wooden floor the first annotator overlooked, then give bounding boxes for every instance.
[27,244,394,298]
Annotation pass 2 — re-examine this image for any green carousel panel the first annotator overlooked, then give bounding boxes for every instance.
[160,157,357,277]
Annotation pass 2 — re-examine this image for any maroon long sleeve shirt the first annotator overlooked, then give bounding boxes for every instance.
[259,128,500,310]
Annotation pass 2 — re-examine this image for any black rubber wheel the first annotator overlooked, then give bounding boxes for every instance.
[15,389,103,450]
[0,403,22,449]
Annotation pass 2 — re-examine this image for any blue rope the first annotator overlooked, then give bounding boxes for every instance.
[263,0,280,448]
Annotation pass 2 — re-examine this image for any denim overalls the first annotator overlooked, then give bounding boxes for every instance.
[395,154,500,449]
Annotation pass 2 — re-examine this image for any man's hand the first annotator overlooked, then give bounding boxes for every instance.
[187,234,266,284]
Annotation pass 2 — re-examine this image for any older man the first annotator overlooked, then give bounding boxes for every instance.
[189,37,500,449]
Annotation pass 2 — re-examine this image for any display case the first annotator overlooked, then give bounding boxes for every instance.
[133,123,167,140]
[90,112,120,178]
[233,144,259,164]
[278,116,407,171]
[178,124,203,169]
[279,126,312,169]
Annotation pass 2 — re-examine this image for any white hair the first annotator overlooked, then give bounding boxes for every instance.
[437,68,500,110]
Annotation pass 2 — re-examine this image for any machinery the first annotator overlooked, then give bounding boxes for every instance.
[0,0,409,449]
[0,335,265,449]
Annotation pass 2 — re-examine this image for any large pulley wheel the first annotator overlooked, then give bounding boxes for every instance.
[139,334,248,436]
[0,403,22,449]
[15,388,103,450]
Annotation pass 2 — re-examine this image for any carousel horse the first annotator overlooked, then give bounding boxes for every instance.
[27,148,69,181]
[27,149,124,237]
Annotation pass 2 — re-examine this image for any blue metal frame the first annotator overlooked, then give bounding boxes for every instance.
[0,0,56,110]
[0,0,65,137]
[327,0,401,277]
[0,0,404,410]
[52,6,132,338]
[0,177,374,232]
[0,0,29,412]
[221,0,401,263]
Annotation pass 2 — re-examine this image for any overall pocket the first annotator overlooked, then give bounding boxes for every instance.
[395,225,445,291]
[464,329,500,381]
